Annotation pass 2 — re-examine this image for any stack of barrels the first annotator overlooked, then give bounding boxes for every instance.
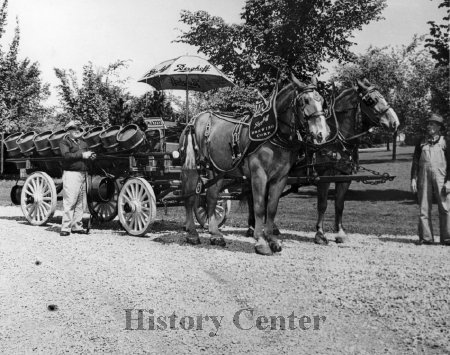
[2,123,147,174]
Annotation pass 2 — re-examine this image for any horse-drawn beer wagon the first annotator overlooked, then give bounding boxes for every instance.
[0,77,399,251]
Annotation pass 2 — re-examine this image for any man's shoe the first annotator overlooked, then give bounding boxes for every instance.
[71,229,88,235]
[441,240,450,246]
[416,240,434,245]
[60,231,70,236]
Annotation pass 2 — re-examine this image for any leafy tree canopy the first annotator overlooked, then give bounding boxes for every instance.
[331,36,447,137]
[176,0,387,90]
[425,0,449,66]
[0,0,51,133]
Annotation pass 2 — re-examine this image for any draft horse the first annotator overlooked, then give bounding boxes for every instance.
[180,74,330,255]
[312,78,399,244]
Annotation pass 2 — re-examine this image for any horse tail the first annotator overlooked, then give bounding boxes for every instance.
[182,130,197,170]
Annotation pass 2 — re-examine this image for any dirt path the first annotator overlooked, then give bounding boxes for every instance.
[0,206,449,354]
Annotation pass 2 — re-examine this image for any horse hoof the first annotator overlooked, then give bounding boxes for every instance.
[269,240,282,253]
[211,236,226,247]
[273,226,281,236]
[255,244,273,256]
[314,232,328,245]
[186,235,201,245]
[246,228,254,238]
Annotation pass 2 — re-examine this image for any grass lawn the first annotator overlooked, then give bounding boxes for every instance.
[0,145,435,237]
[226,145,434,237]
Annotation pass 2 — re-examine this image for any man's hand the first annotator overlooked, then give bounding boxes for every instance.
[82,151,95,160]
[443,181,450,194]
[411,178,417,194]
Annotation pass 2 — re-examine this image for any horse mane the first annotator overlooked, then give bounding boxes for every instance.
[334,87,358,113]
[275,82,295,111]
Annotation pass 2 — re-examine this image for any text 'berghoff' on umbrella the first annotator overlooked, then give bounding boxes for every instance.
[138,55,234,123]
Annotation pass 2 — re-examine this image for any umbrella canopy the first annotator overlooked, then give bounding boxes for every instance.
[138,55,234,92]
[138,55,234,122]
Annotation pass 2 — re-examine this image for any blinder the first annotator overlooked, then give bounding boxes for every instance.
[359,86,391,122]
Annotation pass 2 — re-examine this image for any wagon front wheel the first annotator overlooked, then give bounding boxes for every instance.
[21,171,57,225]
[118,178,156,236]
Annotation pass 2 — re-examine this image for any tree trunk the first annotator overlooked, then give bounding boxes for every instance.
[386,135,390,151]
[392,131,398,161]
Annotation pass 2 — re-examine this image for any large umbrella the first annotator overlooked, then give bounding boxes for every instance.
[138,55,234,122]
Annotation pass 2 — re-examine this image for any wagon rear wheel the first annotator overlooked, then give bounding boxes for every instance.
[194,189,231,228]
[118,178,156,236]
[21,171,57,225]
[87,177,119,222]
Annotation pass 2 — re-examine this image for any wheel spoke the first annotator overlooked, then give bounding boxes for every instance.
[122,194,132,205]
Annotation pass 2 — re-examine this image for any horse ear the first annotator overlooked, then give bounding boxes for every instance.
[291,72,305,89]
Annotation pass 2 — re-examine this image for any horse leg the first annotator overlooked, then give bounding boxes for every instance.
[206,177,226,247]
[245,182,256,238]
[265,178,287,253]
[181,168,201,245]
[315,182,330,245]
[335,182,351,243]
[251,173,272,256]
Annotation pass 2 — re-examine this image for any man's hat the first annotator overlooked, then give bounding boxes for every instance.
[428,113,445,126]
[64,120,82,131]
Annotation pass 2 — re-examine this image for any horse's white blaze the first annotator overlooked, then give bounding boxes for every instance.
[308,115,330,143]
[387,107,400,130]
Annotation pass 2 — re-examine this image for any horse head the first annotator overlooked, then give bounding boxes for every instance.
[355,78,399,131]
[288,74,330,144]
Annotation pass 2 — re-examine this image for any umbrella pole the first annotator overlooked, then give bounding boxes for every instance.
[186,75,189,123]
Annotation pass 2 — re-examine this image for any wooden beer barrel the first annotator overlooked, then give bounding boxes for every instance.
[83,126,104,152]
[17,131,37,156]
[100,125,121,152]
[34,130,53,152]
[117,124,144,151]
[3,132,23,157]
[48,129,68,156]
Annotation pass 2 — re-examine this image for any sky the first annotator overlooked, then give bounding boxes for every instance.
[3,0,446,107]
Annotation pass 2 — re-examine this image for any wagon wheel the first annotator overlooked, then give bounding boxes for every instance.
[87,178,119,222]
[194,189,231,228]
[21,171,57,226]
[118,177,157,237]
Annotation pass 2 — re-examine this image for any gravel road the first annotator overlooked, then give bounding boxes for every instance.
[1,206,449,354]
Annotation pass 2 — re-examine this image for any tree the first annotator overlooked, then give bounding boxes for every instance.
[176,0,387,90]
[123,91,175,124]
[425,0,449,132]
[331,36,439,157]
[0,0,51,133]
[425,0,449,67]
[54,60,131,127]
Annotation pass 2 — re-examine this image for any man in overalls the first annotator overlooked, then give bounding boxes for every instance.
[411,113,450,245]
[59,120,96,236]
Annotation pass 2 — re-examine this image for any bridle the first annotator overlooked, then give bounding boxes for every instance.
[287,85,326,142]
[358,86,391,126]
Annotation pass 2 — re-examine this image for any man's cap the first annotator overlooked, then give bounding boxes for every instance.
[428,113,445,126]
[64,120,82,131]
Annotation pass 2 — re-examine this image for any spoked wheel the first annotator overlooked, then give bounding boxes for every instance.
[87,176,119,222]
[21,171,57,225]
[194,189,231,228]
[118,177,156,236]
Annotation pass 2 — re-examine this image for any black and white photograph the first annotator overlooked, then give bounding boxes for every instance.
[0,0,449,353]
